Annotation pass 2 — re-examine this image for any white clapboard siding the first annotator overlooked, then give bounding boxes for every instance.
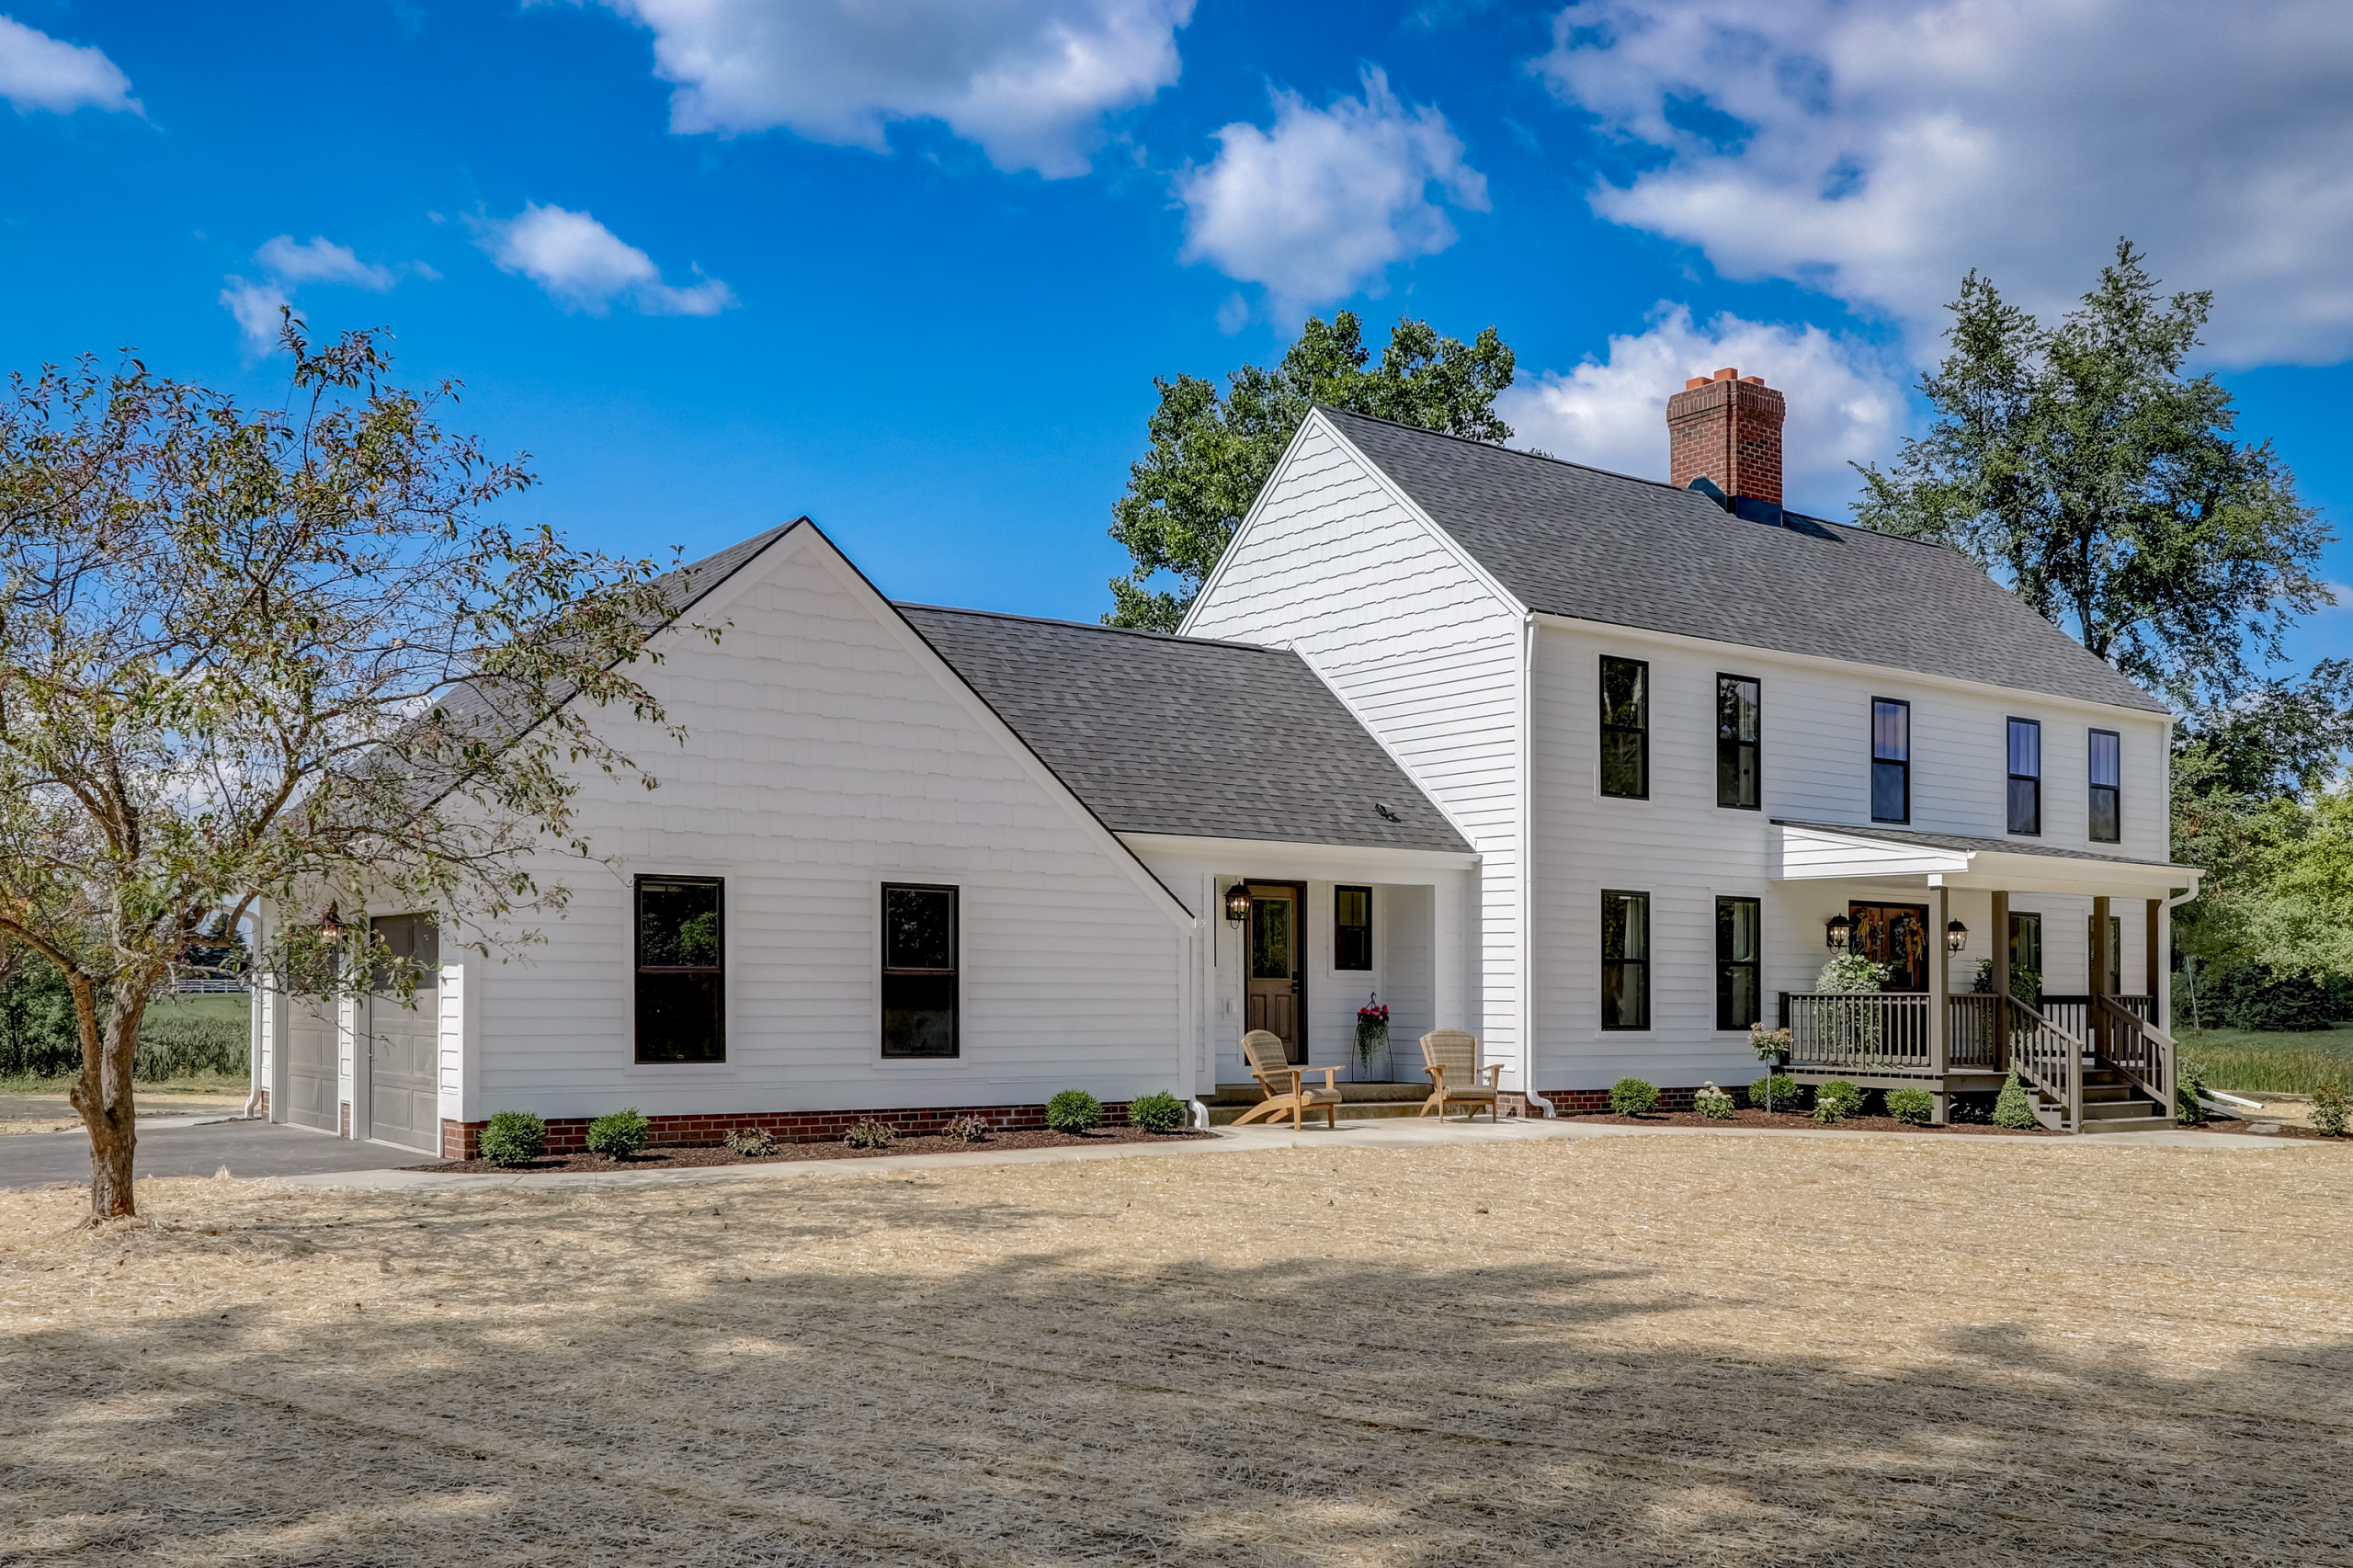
[454,525,1193,1123]
[1182,414,1525,1072]
[1530,619,2175,1089]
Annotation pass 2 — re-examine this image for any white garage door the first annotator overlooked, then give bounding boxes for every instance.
[284,998,339,1133]
[367,914,441,1154]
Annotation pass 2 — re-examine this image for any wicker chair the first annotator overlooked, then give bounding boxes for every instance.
[1418,1030,1503,1121]
[1230,1030,1342,1130]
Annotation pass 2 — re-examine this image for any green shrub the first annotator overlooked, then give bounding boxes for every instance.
[1815,953,1892,993]
[2175,1060,2211,1125]
[478,1110,547,1166]
[1126,1091,1188,1133]
[1608,1077,1660,1116]
[1885,1087,1935,1126]
[1693,1083,1736,1120]
[1046,1089,1105,1133]
[1993,1073,2040,1130]
[585,1108,651,1160]
[1746,1074,1799,1113]
[2310,1083,2348,1138]
[723,1126,779,1156]
[845,1117,896,1150]
[938,1114,991,1144]
[1813,1079,1863,1124]
[2201,964,2344,1031]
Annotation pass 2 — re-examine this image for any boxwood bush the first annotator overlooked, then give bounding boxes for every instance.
[1812,1079,1864,1124]
[1885,1087,1934,1126]
[1126,1091,1188,1133]
[585,1108,651,1160]
[1746,1073,1799,1113]
[1046,1088,1104,1133]
[478,1110,547,1166]
[1993,1073,2040,1130]
[1608,1076,1660,1116]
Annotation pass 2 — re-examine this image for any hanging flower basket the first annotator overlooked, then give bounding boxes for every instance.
[1355,995,1391,1081]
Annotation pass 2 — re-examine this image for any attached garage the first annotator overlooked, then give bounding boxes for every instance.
[365,914,440,1154]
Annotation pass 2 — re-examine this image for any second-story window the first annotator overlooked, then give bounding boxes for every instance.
[2006,717,2041,835]
[1871,699,1910,823]
[1717,675,1760,809]
[2088,730,2121,843]
[1600,656,1648,799]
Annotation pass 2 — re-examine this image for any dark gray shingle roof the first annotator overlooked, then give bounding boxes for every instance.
[1772,819,2183,869]
[898,606,1471,853]
[1320,408,2169,715]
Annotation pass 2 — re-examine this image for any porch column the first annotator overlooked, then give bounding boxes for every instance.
[2091,893,2113,1064]
[1928,881,1949,1124]
[2144,899,2162,1007]
[1990,890,2011,1070]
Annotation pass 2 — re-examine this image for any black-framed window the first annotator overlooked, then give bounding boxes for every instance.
[1600,656,1648,799]
[1717,675,1760,809]
[881,884,959,1058]
[1601,891,1650,1030]
[1715,896,1760,1030]
[635,877,723,1063]
[2006,717,2041,835]
[2010,911,2043,980]
[1871,698,1910,823]
[2088,729,2120,843]
[1335,886,1372,971]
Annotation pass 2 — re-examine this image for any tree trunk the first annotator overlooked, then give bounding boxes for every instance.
[69,986,147,1220]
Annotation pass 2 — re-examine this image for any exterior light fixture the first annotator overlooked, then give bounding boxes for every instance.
[1824,913,1852,952]
[1223,884,1252,924]
[318,903,346,944]
[1946,918,1969,953]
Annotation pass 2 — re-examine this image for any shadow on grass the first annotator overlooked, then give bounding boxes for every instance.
[6,1196,2350,1566]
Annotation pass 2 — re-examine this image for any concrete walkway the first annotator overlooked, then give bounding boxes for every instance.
[0,1118,442,1189]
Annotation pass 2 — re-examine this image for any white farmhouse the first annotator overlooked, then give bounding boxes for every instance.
[251,369,2195,1156]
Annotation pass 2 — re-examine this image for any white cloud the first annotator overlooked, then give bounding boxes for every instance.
[0,15,138,115]
[1177,66,1486,312]
[220,234,432,354]
[1535,0,2353,367]
[592,0,1191,178]
[475,202,736,317]
[1497,304,1909,514]
[254,235,401,291]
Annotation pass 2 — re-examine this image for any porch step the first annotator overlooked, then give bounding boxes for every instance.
[2078,1114,2175,1134]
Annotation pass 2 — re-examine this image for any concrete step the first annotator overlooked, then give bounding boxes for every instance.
[2078,1115,2176,1134]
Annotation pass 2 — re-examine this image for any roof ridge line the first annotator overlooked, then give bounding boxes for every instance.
[1315,402,1726,502]
[893,600,1293,653]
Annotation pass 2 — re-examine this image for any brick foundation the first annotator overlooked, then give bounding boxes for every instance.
[1541,1085,1709,1115]
[339,1100,351,1138]
[256,1089,270,1119]
[438,1099,1145,1163]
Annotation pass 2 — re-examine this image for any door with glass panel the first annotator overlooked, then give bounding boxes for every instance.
[1245,883,1304,1063]
[1847,902,1928,993]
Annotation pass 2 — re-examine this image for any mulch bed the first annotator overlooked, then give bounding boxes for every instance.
[407,1125,1212,1175]
[1564,1108,2061,1135]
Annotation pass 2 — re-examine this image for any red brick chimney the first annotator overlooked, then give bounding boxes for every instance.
[1666,367,1785,511]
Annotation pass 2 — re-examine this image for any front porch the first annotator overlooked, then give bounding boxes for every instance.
[1770,821,2200,1132]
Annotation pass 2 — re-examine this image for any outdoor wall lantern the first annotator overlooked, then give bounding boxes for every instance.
[1223,884,1252,923]
[1946,918,1969,953]
[1824,913,1852,951]
[318,903,346,944]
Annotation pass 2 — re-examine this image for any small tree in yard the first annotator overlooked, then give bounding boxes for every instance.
[0,323,684,1219]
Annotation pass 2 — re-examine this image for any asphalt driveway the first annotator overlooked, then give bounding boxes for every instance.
[0,1119,424,1188]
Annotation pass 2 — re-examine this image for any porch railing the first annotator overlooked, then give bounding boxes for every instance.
[1947,994,2003,1070]
[1778,992,2008,1076]
[2096,994,2176,1115]
[2003,996,2087,1131]
[2038,994,2152,1040]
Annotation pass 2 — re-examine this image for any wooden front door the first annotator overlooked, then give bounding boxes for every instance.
[1849,902,1929,993]
[1245,883,1304,1064]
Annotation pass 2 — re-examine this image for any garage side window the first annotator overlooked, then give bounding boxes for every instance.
[636,878,724,1063]
[1335,886,1372,971]
[882,884,959,1058]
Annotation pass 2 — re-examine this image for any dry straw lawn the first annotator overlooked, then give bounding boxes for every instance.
[3,1133,2350,1565]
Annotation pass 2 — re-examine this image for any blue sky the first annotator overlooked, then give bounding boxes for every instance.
[4,0,2350,671]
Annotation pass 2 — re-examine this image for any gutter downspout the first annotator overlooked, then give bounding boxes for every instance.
[1517,610,1554,1119]
[241,907,264,1119]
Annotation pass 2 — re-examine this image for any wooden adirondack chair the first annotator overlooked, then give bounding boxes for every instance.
[1231,1029,1342,1130]
[1418,1030,1503,1121]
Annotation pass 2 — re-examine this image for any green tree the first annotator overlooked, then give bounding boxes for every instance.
[1854,241,2332,706]
[1105,312,1515,631]
[0,323,684,1218]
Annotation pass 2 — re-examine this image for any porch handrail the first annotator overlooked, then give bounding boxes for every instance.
[2095,994,2175,1116]
[1946,994,2003,1070]
[2006,996,2084,1132]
